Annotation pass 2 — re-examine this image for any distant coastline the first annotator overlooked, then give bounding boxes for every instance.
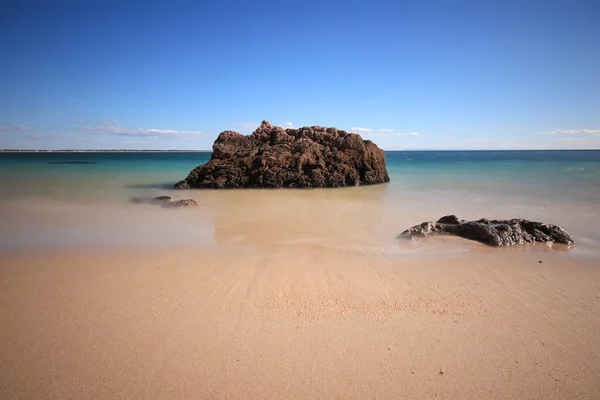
[1,149,598,153]
[0,149,213,152]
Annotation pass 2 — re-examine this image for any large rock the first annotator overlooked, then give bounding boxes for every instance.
[175,120,390,188]
[400,215,574,247]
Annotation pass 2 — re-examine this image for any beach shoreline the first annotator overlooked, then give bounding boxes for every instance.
[1,244,599,399]
[1,150,599,398]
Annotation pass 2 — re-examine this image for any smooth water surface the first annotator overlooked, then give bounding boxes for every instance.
[1,150,599,252]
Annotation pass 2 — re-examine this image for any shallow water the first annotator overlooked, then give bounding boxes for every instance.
[1,151,599,255]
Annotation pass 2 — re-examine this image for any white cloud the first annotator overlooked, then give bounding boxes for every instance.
[350,127,420,137]
[122,140,147,144]
[536,135,600,149]
[83,120,203,138]
[537,128,600,135]
[24,134,107,144]
[451,135,600,150]
[350,127,374,134]
[0,124,31,132]
[369,131,421,137]
[229,121,261,133]
[27,134,46,140]
[101,119,123,125]
[77,137,108,143]
[26,134,68,140]
[282,122,295,128]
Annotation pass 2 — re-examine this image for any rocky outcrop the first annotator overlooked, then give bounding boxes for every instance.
[175,120,390,189]
[400,215,574,247]
[164,199,198,208]
[130,196,198,208]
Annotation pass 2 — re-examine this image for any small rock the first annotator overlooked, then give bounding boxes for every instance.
[400,216,574,247]
[437,215,461,225]
[163,199,198,208]
[153,196,172,202]
[130,196,197,208]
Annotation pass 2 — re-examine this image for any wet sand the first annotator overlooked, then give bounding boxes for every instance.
[1,244,599,399]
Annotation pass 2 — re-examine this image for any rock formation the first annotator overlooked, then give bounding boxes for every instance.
[175,120,390,188]
[400,215,574,247]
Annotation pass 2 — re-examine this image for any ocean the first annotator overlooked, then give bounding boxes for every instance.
[1,150,599,255]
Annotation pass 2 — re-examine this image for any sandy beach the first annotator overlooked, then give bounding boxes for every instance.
[1,243,599,399]
[1,151,599,399]
[3,0,600,397]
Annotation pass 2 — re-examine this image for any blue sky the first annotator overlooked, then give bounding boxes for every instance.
[1,0,599,150]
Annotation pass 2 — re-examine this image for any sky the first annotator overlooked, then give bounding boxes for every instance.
[1,0,599,150]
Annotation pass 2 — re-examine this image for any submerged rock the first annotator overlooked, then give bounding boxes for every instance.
[175,120,390,188]
[47,161,97,165]
[400,215,574,247]
[163,199,198,208]
[129,196,197,208]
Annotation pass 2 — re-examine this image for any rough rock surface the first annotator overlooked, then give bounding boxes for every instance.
[163,199,198,208]
[130,196,198,208]
[175,120,390,188]
[400,215,574,247]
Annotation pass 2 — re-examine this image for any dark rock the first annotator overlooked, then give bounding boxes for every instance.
[163,199,198,208]
[402,221,439,239]
[400,216,574,247]
[437,215,461,225]
[47,161,96,165]
[153,196,172,202]
[175,120,390,189]
[130,196,172,205]
[130,196,197,208]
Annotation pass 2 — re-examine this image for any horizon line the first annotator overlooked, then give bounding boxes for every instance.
[1,148,599,152]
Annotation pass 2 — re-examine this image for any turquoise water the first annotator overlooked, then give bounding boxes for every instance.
[387,151,600,203]
[0,152,211,201]
[1,150,599,251]
[1,150,599,201]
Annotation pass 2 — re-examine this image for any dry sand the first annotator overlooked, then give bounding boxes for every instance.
[1,242,599,399]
